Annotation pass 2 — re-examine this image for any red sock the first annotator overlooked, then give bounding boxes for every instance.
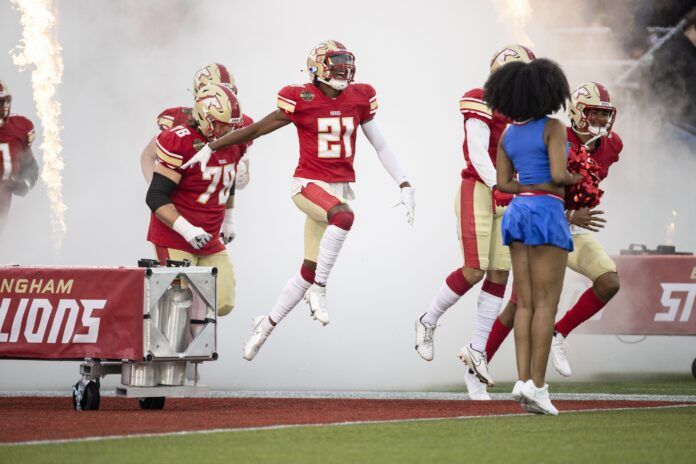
[445,269,472,296]
[555,288,606,337]
[485,318,512,361]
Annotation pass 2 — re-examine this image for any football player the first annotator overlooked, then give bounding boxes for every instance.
[182,40,415,361]
[0,80,39,232]
[140,63,254,195]
[484,82,622,378]
[145,83,245,317]
[413,45,535,400]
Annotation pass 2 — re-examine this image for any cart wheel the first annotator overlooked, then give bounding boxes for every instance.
[72,379,100,411]
[139,397,166,410]
[692,358,696,380]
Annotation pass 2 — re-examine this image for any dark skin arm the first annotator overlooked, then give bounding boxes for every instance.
[209,109,292,151]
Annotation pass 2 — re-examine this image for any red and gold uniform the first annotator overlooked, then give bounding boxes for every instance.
[148,123,244,316]
[456,88,510,271]
[276,82,377,261]
[0,115,36,221]
[566,128,623,281]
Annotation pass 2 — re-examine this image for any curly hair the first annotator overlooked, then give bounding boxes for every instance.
[483,58,570,121]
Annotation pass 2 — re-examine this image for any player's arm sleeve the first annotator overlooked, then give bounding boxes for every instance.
[157,108,176,131]
[361,119,409,185]
[145,171,178,213]
[464,118,497,188]
[154,131,185,172]
[276,86,300,121]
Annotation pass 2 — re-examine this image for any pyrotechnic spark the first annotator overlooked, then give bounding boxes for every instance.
[665,210,677,246]
[10,0,66,251]
[492,0,534,47]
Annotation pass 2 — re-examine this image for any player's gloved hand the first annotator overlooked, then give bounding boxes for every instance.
[394,186,416,225]
[181,144,213,171]
[491,187,514,211]
[235,157,250,190]
[172,216,212,250]
[569,207,606,232]
[220,209,236,243]
[8,177,32,196]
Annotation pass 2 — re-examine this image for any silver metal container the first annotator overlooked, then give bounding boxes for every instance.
[157,281,193,385]
[121,362,157,387]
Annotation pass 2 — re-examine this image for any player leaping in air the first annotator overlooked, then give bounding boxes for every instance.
[182,40,415,361]
[484,82,622,378]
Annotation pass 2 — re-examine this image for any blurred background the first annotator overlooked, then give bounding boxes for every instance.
[0,0,694,391]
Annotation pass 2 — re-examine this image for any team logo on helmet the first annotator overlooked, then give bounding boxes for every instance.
[193,63,237,94]
[569,82,617,137]
[307,40,356,91]
[193,83,243,141]
[489,45,536,73]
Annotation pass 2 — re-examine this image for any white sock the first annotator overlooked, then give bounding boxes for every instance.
[470,289,504,352]
[315,225,349,285]
[421,284,461,326]
[269,272,312,324]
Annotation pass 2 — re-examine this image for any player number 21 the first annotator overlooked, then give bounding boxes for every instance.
[317,117,355,159]
[197,164,235,205]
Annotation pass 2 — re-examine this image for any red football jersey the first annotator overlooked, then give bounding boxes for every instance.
[458,88,508,183]
[0,115,35,182]
[276,82,377,182]
[567,128,623,182]
[157,106,254,152]
[147,124,244,255]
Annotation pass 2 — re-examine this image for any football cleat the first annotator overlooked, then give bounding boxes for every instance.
[458,344,495,387]
[464,369,491,400]
[521,380,558,416]
[193,83,243,141]
[307,40,356,91]
[512,380,537,413]
[414,316,437,361]
[550,332,572,377]
[305,284,330,326]
[569,82,616,138]
[243,316,274,361]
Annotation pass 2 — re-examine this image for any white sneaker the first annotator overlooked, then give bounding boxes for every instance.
[458,344,495,387]
[551,332,572,377]
[464,369,490,400]
[414,316,437,361]
[512,380,538,413]
[305,284,330,326]
[521,379,558,416]
[243,316,274,361]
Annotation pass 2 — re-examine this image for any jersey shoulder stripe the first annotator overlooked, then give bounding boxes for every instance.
[459,98,493,118]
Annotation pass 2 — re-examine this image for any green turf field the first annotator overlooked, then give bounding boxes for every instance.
[2,406,695,464]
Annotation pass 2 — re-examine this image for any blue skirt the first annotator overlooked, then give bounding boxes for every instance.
[501,195,573,251]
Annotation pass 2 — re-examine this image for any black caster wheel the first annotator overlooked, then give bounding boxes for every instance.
[72,379,100,411]
[139,397,166,410]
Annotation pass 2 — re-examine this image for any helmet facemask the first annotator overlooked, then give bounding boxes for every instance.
[573,104,616,137]
[0,95,11,127]
[312,50,355,91]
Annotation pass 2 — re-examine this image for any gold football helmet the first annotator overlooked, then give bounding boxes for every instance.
[193,63,237,94]
[0,80,12,127]
[307,40,355,91]
[569,82,617,137]
[193,83,243,141]
[489,45,536,73]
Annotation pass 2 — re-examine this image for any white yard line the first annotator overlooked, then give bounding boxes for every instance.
[2,402,694,447]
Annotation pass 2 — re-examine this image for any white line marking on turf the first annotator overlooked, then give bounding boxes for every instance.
[2,403,694,447]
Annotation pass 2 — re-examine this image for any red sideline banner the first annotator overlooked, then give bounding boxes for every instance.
[561,256,696,335]
[0,267,145,360]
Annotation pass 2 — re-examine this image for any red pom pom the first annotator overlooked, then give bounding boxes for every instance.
[565,146,603,209]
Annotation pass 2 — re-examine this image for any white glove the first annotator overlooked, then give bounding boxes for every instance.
[394,186,416,225]
[181,144,213,171]
[235,157,250,190]
[172,216,212,250]
[220,209,236,243]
